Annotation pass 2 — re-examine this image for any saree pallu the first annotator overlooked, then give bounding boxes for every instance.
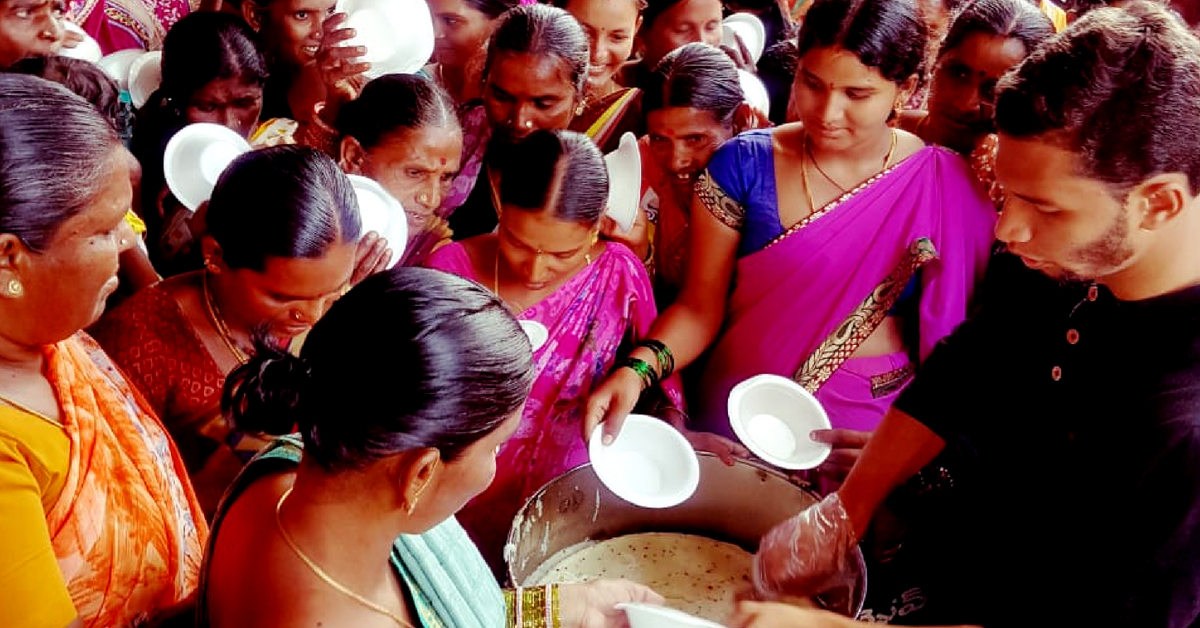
[571,88,643,154]
[440,104,491,218]
[70,0,190,52]
[694,146,996,437]
[48,333,207,627]
[426,241,681,570]
[198,435,505,628]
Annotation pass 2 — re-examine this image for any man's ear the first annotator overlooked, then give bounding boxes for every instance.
[1134,173,1192,232]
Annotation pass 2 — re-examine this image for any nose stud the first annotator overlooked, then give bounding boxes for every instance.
[523,120,534,129]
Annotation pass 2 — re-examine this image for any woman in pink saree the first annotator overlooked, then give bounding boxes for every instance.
[426,129,687,571]
[585,0,996,489]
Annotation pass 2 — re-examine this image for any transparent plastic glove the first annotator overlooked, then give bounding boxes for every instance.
[752,492,860,601]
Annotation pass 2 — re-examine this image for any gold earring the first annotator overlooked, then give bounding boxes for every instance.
[5,279,22,297]
[406,479,430,515]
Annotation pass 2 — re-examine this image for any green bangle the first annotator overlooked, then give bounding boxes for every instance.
[636,339,675,379]
[617,357,658,390]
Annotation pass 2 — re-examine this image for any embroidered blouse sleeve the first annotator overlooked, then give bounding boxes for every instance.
[695,139,749,231]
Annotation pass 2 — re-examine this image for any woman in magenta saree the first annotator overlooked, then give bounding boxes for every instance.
[692,135,996,438]
[425,129,684,571]
[583,0,999,492]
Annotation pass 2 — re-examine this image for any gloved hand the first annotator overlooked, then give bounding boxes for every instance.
[752,492,860,602]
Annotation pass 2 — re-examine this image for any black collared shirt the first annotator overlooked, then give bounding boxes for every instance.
[894,253,1200,628]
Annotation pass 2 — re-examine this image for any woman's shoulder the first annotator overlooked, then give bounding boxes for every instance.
[203,466,300,627]
[0,405,69,484]
[708,128,776,178]
[91,281,193,353]
[93,282,177,334]
[424,239,476,276]
[727,127,776,149]
[597,243,654,290]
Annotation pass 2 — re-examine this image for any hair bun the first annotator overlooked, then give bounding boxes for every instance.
[222,344,313,437]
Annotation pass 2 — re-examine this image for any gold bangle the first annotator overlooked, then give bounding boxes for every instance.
[504,585,561,628]
[549,584,561,628]
[504,588,518,627]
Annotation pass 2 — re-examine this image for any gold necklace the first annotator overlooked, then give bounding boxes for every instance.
[801,129,899,212]
[801,136,818,215]
[202,272,249,364]
[804,138,848,193]
[275,488,417,628]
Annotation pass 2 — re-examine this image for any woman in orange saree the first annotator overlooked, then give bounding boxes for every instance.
[0,75,205,628]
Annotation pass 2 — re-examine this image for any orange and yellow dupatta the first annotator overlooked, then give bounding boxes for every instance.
[45,334,207,628]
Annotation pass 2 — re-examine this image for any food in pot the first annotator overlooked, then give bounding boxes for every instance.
[527,531,816,622]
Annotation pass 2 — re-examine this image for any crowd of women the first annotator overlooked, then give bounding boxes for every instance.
[1,0,1199,626]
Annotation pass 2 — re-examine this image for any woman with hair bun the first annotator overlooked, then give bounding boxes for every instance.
[92,145,361,514]
[447,4,592,240]
[202,267,661,628]
[428,129,741,570]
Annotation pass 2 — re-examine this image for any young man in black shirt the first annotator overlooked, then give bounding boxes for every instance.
[748,3,1200,627]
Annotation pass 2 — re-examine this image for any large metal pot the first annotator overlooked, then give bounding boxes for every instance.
[505,453,867,617]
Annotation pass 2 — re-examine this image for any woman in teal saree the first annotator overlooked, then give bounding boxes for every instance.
[199,268,660,628]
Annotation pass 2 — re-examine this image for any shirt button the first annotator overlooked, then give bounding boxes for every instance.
[1087,285,1099,301]
[1052,366,1063,381]
[1067,329,1080,344]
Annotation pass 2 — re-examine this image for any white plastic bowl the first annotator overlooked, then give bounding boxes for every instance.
[98,49,143,91]
[340,0,435,78]
[127,50,163,109]
[163,123,252,211]
[737,70,770,118]
[727,374,832,470]
[618,603,729,628]
[603,132,641,233]
[347,174,408,268]
[722,13,766,64]
[589,414,699,509]
[518,319,548,351]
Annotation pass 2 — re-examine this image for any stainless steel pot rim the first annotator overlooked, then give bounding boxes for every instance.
[504,453,868,618]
